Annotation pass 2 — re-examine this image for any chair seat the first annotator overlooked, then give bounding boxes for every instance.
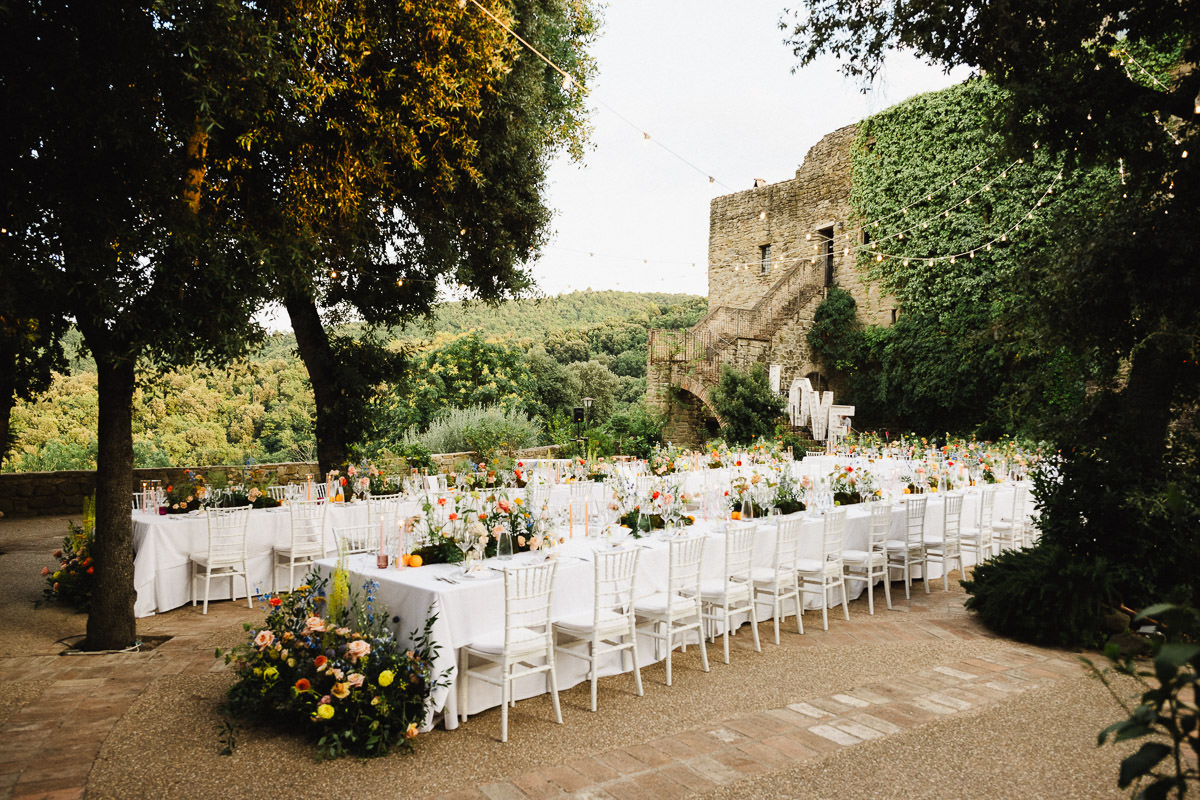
[634,592,697,617]
[841,548,885,565]
[795,558,840,574]
[991,520,1018,530]
[885,540,922,551]
[465,626,546,655]
[276,544,323,558]
[960,525,987,536]
[192,553,245,569]
[553,609,627,635]
[749,566,792,586]
[698,579,752,603]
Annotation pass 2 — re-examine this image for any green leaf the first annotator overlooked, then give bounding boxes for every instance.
[1118,742,1171,788]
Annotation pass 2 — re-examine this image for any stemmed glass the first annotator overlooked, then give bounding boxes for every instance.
[456,528,475,574]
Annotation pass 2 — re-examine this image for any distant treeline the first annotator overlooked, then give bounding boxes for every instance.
[5,291,705,471]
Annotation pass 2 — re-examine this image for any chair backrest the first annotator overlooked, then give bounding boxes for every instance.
[1007,484,1026,522]
[333,523,375,555]
[368,492,405,526]
[904,495,928,546]
[529,485,551,511]
[667,534,706,598]
[502,561,558,645]
[723,525,756,582]
[570,481,592,500]
[977,484,997,527]
[266,485,289,501]
[424,473,448,493]
[204,505,251,563]
[869,501,892,550]
[289,498,327,555]
[822,508,847,561]
[943,493,964,540]
[593,547,640,622]
[771,517,802,576]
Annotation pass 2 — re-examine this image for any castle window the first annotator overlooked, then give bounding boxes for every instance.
[891,308,898,324]
[760,244,771,275]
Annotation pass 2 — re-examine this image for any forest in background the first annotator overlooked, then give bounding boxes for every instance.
[4,291,705,472]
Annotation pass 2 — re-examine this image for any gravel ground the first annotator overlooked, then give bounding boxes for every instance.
[1,514,1147,799]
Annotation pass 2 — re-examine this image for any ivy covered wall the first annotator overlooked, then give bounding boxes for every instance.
[808,78,1121,435]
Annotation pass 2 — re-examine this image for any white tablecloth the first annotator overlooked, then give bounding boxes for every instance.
[312,504,906,730]
[131,502,371,617]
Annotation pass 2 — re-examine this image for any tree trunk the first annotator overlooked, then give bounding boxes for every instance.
[286,292,345,474]
[85,349,137,650]
[0,331,14,467]
[1115,335,1182,475]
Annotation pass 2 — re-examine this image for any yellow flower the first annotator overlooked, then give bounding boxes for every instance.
[263,666,279,681]
[316,703,334,720]
[331,682,350,699]
[378,669,394,687]
[405,722,419,739]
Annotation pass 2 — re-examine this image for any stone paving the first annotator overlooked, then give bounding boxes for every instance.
[0,557,1092,800]
[447,618,1081,800]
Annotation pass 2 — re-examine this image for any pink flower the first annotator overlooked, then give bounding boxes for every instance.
[347,465,357,477]
[348,673,365,688]
[345,639,372,662]
[40,567,50,576]
[497,499,511,513]
[253,630,275,649]
[303,616,327,634]
[517,535,527,548]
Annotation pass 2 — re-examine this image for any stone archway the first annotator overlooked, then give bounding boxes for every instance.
[662,377,724,448]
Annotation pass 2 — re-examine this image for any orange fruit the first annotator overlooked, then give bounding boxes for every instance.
[408,554,423,568]
[731,511,742,520]
[400,553,411,567]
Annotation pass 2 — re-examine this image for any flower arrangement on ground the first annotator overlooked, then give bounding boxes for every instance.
[221,572,446,759]
[41,494,96,610]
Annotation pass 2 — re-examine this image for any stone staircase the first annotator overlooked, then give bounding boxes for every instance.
[649,264,827,396]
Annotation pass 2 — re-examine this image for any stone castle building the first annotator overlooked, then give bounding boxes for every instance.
[646,123,897,445]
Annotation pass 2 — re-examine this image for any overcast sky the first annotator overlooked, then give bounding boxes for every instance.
[528,1,971,298]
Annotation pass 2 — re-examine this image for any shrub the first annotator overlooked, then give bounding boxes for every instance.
[408,405,539,462]
[222,573,445,759]
[961,542,1117,647]
[709,364,784,445]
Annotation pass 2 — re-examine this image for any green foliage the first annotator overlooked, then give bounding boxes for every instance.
[1088,603,1200,800]
[961,543,1117,647]
[844,78,1111,434]
[6,291,702,470]
[407,406,540,462]
[709,364,785,445]
[387,292,702,343]
[606,403,665,460]
[807,287,864,373]
[222,575,445,759]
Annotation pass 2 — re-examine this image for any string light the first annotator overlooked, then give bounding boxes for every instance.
[464,0,732,189]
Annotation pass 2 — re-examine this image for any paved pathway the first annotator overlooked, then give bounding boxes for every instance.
[0,547,1092,800]
[444,611,1081,800]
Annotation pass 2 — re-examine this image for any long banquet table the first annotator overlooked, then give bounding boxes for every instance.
[310,484,1028,731]
[131,502,377,617]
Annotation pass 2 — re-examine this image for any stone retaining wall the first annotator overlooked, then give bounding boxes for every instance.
[0,445,563,518]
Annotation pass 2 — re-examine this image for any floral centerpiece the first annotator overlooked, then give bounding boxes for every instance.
[41,494,96,610]
[829,464,878,505]
[727,473,766,518]
[410,496,465,565]
[164,469,206,513]
[619,485,693,535]
[221,572,445,759]
[773,470,806,515]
